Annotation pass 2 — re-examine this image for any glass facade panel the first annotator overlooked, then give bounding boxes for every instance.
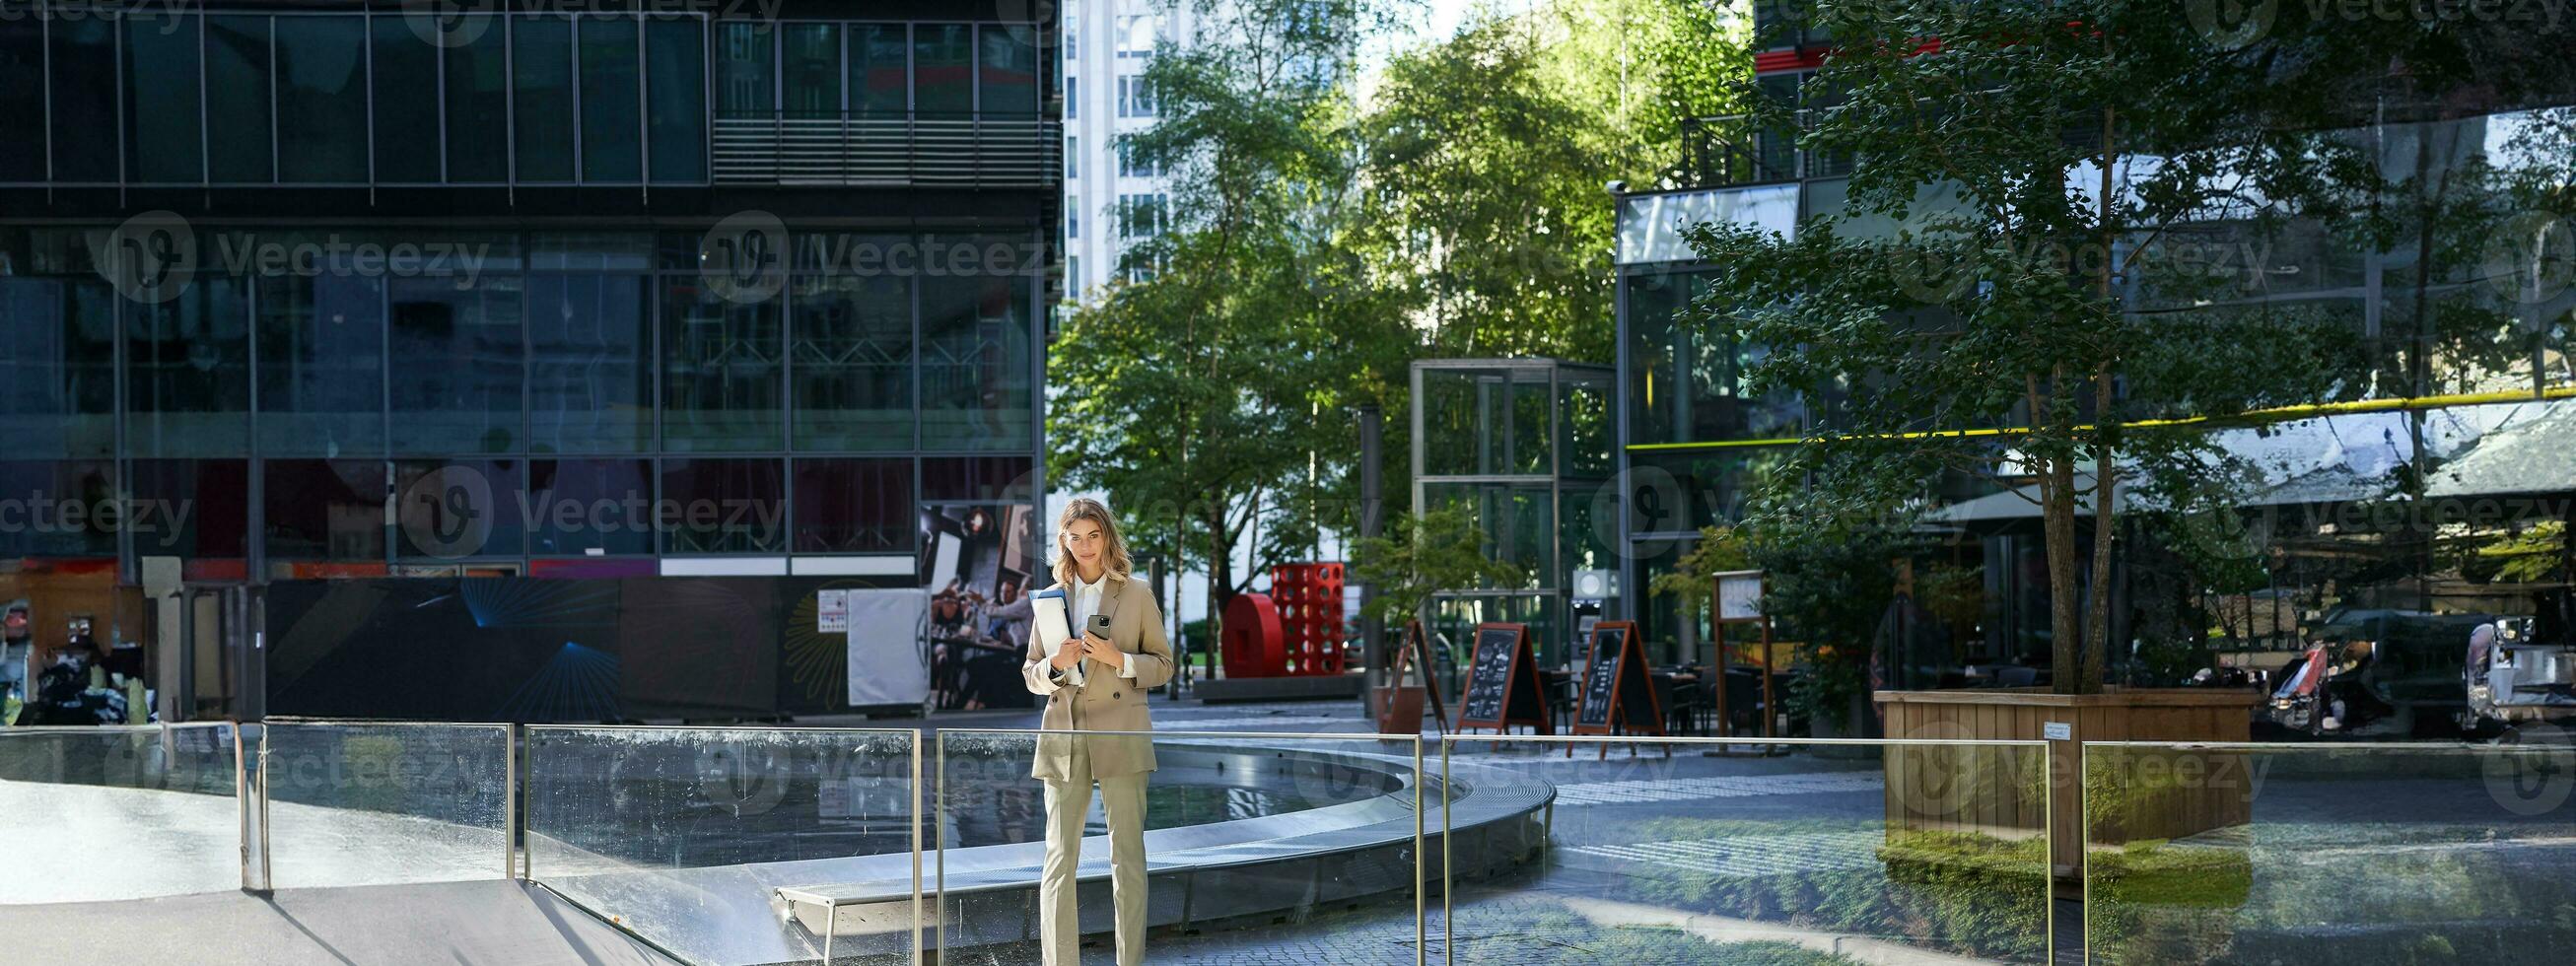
[129,458,250,560]
[0,278,117,458]
[371,16,442,183]
[913,25,971,115]
[527,458,654,556]
[1624,269,1801,447]
[715,21,773,115]
[978,25,1038,115]
[850,25,907,115]
[0,461,118,559]
[793,458,911,553]
[256,273,386,456]
[921,455,1033,502]
[792,270,914,450]
[513,17,577,182]
[388,276,525,454]
[263,459,386,562]
[528,274,651,453]
[645,17,707,182]
[393,458,526,559]
[920,243,1032,449]
[273,15,368,183]
[47,16,115,180]
[577,16,643,182]
[126,275,252,457]
[0,19,41,181]
[445,17,509,182]
[659,457,784,553]
[660,277,784,451]
[124,13,204,184]
[206,15,271,182]
[782,23,839,118]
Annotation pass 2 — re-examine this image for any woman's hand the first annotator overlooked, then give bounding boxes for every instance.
[1079,632,1127,670]
[1050,639,1084,670]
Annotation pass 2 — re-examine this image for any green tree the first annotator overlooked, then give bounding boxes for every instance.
[1674,1,2576,693]
[1351,505,1530,629]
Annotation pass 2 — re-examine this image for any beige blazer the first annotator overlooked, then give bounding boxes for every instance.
[1021,574,1176,781]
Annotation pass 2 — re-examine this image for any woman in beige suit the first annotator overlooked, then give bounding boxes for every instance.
[1020,498,1174,966]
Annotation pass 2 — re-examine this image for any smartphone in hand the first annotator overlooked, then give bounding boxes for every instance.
[1089,613,1114,640]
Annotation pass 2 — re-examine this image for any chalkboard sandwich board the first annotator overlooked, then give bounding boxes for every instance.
[1456,622,1549,736]
[1568,620,1665,757]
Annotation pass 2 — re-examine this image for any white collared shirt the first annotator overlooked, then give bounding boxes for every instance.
[1054,572,1138,687]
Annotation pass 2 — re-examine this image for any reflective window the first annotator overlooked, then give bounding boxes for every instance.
[921,455,1034,502]
[129,459,250,560]
[660,277,784,450]
[913,25,971,115]
[646,17,708,182]
[514,16,577,182]
[47,16,114,180]
[716,21,773,115]
[274,15,368,182]
[921,248,1034,450]
[850,25,907,115]
[979,25,1038,115]
[125,275,252,457]
[445,17,510,182]
[793,267,914,449]
[388,276,525,454]
[206,15,272,182]
[0,19,40,180]
[527,458,654,556]
[794,458,912,553]
[528,274,651,453]
[392,458,526,559]
[256,273,386,456]
[659,457,785,553]
[0,461,118,559]
[0,278,116,457]
[371,16,442,183]
[263,459,386,562]
[783,23,839,118]
[578,16,643,182]
[124,13,204,184]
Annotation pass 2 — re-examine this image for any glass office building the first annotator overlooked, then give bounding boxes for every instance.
[1613,10,2576,680]
[0,3,1059,721]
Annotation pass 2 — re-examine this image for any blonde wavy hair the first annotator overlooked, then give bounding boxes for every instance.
[1052,498,1133,587]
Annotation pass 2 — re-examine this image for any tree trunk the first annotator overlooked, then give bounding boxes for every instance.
[2084,450,2116,694]
[2045,458,2084,696]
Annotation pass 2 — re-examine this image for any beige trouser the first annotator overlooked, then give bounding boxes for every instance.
[1038,738,1149,966]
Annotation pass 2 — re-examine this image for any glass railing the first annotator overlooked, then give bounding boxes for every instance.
[1441,734,2055,965]
[260,722,513,889]
[2084,740,2576,965]
[932,729,1427,965]
[522,725,920,966]
[0,724,244,904]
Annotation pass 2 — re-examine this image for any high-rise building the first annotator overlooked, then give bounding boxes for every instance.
[1061,0,1197,300]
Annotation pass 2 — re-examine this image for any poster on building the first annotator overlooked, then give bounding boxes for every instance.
[844,588,931,708]
[816,589,850,633]
[919,503,1040,711]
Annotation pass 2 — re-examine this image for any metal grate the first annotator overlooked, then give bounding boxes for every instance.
[711,112,1062,187]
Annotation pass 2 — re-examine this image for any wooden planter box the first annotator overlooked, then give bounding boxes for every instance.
[1874,687,2262,887]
